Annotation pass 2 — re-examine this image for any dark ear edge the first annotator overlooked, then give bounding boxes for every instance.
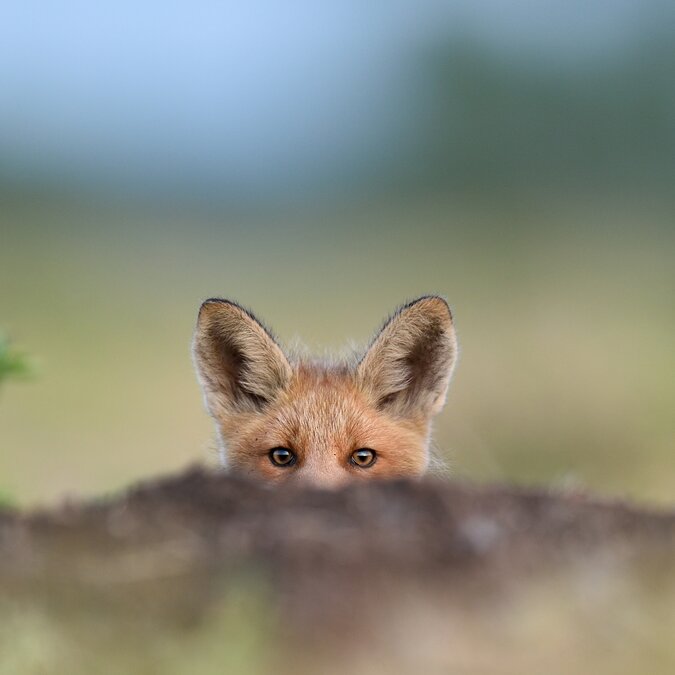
[193,298,292,415]
[358,295,454,366]
[197,298,283,347]
[357,295,458,417]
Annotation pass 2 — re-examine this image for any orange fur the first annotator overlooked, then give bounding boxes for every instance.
[192,297,457,486]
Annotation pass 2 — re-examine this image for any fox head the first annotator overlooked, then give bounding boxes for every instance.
[192,296,458,487]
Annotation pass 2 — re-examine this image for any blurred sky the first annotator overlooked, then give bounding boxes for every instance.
[1,0,670,199]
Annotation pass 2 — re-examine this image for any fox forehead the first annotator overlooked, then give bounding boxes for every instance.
[223,361,428,462]
[272,365,367,445]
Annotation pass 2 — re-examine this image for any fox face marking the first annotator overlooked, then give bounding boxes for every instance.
[192,296,458,487]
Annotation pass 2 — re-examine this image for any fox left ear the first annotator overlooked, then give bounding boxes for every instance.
[192,299,292,417]
[357,296,458,418]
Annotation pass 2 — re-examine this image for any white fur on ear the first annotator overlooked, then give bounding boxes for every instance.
[357,296,458,418]
[192,299,292,416]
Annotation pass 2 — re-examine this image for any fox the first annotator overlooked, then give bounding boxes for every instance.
[192,296,458,487]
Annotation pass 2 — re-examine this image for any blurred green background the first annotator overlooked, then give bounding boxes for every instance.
[1,1,674,506]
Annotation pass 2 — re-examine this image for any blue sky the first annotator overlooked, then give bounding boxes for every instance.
[0,1,661,196]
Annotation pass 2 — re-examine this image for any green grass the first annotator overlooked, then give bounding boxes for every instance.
[0,193,673,505]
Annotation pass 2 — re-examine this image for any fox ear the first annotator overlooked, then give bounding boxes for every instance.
[357,296,457,418]
[192,299,292,416]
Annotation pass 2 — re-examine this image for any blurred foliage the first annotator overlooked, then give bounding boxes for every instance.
[2,27,675,206]
[0,491,14,509]
[0,336,31,507]
[1,561,673,675]
[384,36,675,196]
[0,335,32,389]
[0,580,273,675]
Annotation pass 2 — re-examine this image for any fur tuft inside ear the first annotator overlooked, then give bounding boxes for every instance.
[192,299,291,416]
[357,296,457,418]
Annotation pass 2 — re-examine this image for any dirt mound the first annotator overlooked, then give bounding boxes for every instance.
[1,468,673,674]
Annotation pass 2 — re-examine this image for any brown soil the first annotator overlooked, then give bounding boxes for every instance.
[1,467,673,674]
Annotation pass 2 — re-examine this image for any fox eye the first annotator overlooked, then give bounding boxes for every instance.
[269,447,296,467]
[351,448,377,468]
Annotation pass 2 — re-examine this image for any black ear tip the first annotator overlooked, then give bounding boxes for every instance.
[201,297,236,307]
[198,298,244,318]
[195,299,281,347]
[402,295,453,321]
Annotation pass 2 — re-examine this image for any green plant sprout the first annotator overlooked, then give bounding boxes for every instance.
[0,334,33,388]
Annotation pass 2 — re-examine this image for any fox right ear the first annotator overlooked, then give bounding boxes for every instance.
[357,296,458,419]
[192,299,292,416]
